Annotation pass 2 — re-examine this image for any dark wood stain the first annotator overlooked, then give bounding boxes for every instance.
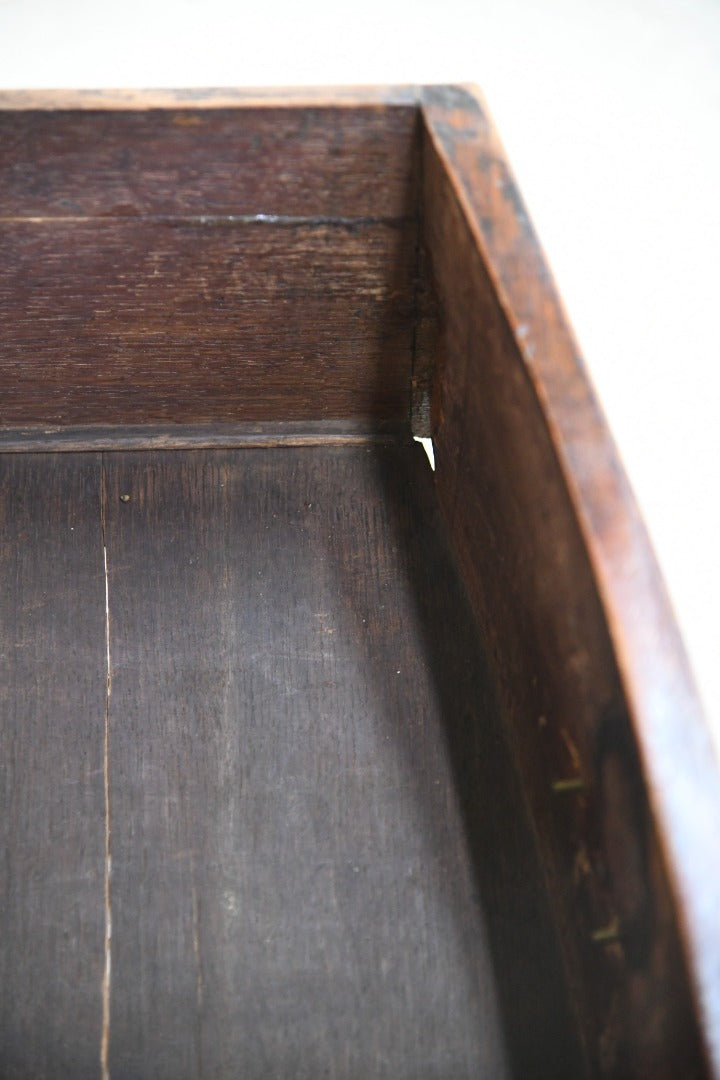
[0,86,716,1080]
[0,219,416,425]
[0,443,582,1075]
[421,92,712,1077]
[100,444,581,1079]
[0,106,418,219]
[0,453,107,1077]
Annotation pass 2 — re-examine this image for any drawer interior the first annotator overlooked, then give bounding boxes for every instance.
[0,88,713,1079]
[2,443,579,1077]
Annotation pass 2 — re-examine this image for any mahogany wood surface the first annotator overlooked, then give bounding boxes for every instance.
[0,106,417,218]
[0,84,718,1079]
[420,85,720,1078]
[0,444,584,1077]
[0,102,419,427]
[0,219,414,425]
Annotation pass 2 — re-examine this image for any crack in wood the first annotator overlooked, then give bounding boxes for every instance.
[100,459,113,1080]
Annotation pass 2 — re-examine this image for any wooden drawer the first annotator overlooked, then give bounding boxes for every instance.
[1,85,718,1079]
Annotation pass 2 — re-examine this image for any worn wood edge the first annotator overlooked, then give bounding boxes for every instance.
[0,214,415,226]
[0,85,427,111]
[0,421,410,453]
[421,87,720,1075]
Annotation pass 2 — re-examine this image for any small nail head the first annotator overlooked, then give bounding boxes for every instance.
[119,494,131,503]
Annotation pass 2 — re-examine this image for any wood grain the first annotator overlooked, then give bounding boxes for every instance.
[0,101,420,429]
[0,218,416,426]
[0,420,406,453]
[421,86,719,1078]
[0,453,107,1077]
[2,83,714,1077]
[0,105,419,219]
[101,443,583,1078]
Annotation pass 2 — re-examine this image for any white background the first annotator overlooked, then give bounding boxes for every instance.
[2,0,719,746]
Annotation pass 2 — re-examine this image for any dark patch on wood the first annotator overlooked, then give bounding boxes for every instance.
[421,85,483,115]
[0,453,107,1076]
